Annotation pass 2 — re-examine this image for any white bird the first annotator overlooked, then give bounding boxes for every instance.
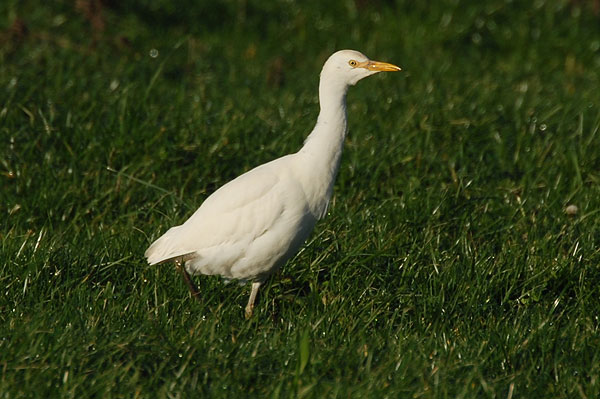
[145,50,401,317]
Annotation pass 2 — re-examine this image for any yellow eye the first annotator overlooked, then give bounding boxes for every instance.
[348,60,358,67]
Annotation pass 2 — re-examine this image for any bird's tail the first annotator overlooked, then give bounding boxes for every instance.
[144,226,190,265]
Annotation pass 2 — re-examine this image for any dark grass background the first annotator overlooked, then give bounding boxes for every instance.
[1,0,600,397]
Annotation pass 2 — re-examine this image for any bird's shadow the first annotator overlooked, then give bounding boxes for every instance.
[258,265,334,322]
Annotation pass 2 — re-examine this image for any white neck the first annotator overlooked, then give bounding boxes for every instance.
[297,77,349,218]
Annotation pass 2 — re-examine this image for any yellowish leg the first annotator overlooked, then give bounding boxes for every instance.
[175,259,201,302]
[245,281,262,319]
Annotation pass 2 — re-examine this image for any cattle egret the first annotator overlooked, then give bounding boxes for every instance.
[145,50,401,317]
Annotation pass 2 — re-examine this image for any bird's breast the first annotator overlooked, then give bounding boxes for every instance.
[293,150,342,220]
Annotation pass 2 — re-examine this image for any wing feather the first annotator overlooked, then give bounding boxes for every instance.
[145,156,294,266]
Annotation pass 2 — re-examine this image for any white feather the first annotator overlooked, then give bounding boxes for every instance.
[144,50,400,314]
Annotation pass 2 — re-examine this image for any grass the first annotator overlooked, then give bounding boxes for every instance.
[1,0,600,397]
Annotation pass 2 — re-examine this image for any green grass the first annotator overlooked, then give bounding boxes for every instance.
[1,0,600,397]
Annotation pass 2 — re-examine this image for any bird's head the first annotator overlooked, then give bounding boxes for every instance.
[321,50,401,87]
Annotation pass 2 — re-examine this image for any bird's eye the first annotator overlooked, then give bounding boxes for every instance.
[348,60,358,67]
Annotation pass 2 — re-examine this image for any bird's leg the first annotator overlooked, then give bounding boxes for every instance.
[174,259,201,302]
[245,281,262,319]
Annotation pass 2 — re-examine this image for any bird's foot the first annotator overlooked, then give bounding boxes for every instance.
[244,304,254,319]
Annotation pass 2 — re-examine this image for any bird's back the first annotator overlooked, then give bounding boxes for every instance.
[145,153,318,281]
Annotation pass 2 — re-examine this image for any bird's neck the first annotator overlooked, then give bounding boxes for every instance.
[303,79,348,154]
[297,78,349,218]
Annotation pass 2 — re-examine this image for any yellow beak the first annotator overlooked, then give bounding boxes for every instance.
[360,60,402,72]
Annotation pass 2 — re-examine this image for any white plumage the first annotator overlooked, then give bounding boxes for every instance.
[145,50,401,317]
